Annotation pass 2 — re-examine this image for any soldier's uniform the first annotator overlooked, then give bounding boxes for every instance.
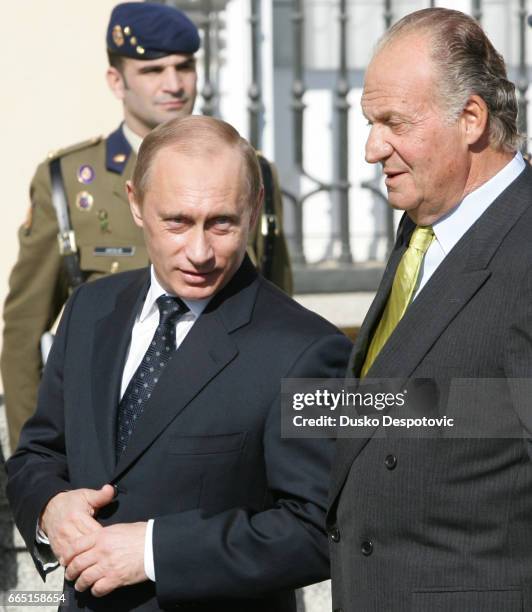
[2,3,292,452]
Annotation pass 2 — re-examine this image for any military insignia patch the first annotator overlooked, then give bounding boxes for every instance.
[98,209,111,233]
[112,24,125,47]
[113,153,127,164]
[76,191,94,212]
[77,164,95,185]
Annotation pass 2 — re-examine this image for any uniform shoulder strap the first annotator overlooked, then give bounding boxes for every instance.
[49,158,85,289]
[257,155,277,280]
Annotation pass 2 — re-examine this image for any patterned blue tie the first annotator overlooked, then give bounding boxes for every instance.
[116,295,188,459]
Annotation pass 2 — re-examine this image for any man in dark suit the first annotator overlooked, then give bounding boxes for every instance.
[5,115,351,611]
[328,8,532,612]
[2,1,292,454]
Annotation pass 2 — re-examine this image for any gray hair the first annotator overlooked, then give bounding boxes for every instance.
[376,8,521,152]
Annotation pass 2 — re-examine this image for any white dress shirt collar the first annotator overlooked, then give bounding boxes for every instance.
[122,122,143,155]
[432,152,526,256]
[140,266,210,322]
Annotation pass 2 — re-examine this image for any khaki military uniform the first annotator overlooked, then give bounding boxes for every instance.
[2,125,292,451]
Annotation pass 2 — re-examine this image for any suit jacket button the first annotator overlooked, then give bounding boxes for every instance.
[329,526,341,543]
[384,454,397,470]
[361,540,373,556]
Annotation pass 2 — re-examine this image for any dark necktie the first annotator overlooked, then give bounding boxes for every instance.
[116,294,189,459]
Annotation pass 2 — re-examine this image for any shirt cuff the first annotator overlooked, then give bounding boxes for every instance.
[35,524,59,571]
[145,519,155,582]
[36,525,50,544]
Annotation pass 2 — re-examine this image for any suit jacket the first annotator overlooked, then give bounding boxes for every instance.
[6,256,351,611]
[328,164,532,612]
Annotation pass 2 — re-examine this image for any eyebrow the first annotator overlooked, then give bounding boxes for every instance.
[137,58,196,74]
[161,212,240,223]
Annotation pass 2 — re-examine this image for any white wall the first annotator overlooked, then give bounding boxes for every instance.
[0,0,130,384]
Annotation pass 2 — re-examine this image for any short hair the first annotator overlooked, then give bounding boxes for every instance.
[132,116,263,208]
[376,8,521,152]
[107,51,125,73]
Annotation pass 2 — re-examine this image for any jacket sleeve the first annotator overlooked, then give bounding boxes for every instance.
[152,332,352,607]
[1,160,68,452]
[4,286,79,579]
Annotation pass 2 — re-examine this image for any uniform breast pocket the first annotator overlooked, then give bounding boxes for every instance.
[166,432,247,456]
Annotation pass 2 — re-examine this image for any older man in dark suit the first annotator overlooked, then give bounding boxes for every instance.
[6,115,351,611]
[329,8,532,612]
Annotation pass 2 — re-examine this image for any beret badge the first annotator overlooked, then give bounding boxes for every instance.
[112,24,125,47]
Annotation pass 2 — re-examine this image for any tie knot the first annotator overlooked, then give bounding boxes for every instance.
[409,226,434,253]
[156,295,188,326]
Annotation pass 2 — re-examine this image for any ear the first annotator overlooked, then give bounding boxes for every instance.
[106,66,126,101]
[460,94,489,146]
[249,186,264,232]
[126,181,144,228]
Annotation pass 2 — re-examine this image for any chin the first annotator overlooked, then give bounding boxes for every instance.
[180,285,218,301]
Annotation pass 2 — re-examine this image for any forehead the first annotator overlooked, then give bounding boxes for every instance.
[147,146,244,196]
[123,53,196,72]
[362,34,437,117]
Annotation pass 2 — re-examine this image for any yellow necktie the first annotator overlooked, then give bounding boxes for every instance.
[360,226,434,377]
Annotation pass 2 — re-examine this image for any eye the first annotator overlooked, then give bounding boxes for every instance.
[209,216,234,233]
[139,66,164,75]
[164,216,188,231]
[177,60,196,72]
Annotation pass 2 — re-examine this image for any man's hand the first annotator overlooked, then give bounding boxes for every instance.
[40,484,116,566]
[64,522,148,597]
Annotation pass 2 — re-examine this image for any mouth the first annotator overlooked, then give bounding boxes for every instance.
[179,269,217,284]
[158,99,187,110]
[384,170,407,186]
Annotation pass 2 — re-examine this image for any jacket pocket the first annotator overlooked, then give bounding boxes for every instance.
[411,587,522,612]
[167,432,247,455]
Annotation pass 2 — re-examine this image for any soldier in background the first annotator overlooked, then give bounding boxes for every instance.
[2,1,292,453]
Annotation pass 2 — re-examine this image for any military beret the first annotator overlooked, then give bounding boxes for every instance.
[107,2,200,59]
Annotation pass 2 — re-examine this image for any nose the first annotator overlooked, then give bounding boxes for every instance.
[185,227,215,269]
[162,67,182,94]
[365,125,393,164]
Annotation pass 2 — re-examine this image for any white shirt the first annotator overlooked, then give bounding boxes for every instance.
[37,267,209,582]
[414,152,525,299]
[122,122,143,155]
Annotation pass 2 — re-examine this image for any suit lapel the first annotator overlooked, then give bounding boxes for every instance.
[112,257,259,480]
[92,270,149,476]
[331,164,532,505]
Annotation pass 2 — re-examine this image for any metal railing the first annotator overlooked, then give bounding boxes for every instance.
[161,0,530,279]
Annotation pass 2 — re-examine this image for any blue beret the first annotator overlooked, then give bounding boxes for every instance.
[107,2,200,59]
